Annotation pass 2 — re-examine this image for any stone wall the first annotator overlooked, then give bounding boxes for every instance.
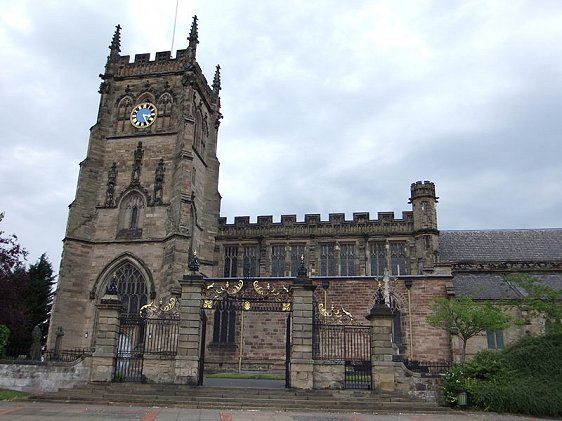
[313,362,345,389]
[204,310,287,372]
[0,359,90,393]
[394,362,443,402]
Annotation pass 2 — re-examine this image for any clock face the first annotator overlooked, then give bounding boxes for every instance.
[130,102,157,128]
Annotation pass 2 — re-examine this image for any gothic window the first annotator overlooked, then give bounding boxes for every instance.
[290,244,305,276]
[340,244,356,276]
[212,298,236,345]
[193,103,203,153]
[158,93,173,115]
[242,245,259,277]
[223,246,238,278]
[116,96,133,132]
[370,242,385,277]
[117,96,133,119]
[390,242,408,275]
[320,243,336,276]
[117,192,145,238]
[111,263,148,315]
[392,312,403,346]
[271,245,285,277]
[201,113,209,150]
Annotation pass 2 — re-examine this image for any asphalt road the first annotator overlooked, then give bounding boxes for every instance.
[0,401,555,421]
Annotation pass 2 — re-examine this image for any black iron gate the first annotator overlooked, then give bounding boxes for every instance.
[114,314,179,382]
[285,314,291,388]
[201,279,294,388]
[198,310,207,386]
[313,323,372,389]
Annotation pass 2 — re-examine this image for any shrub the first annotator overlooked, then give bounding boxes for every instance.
[442,333,562,417]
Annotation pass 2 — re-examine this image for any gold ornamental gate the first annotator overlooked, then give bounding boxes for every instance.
[200,279,293,387]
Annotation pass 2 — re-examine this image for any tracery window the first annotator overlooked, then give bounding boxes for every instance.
[370,242,385,277]
[212,298,236,345]
[390,242,408,275]
[290,244,306,276]
[223,246,238,278]
[111,263,148,315]
[243,245,259,277]
[271,245,285,277]
[340,244,356,276]
[320,243,336,276]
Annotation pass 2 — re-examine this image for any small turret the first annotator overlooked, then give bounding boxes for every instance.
[409,181,439,274]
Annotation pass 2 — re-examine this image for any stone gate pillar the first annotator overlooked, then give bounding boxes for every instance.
[290,275,316,389]
[174,273,204,384]
[366,286,396,392]
[91,288,122,382]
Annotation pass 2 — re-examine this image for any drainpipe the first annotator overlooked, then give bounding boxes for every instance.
[404,279,414,360]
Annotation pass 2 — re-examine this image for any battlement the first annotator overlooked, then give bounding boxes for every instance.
[114,49,187,77]
[218,211,415,239]
[409,180,438,202]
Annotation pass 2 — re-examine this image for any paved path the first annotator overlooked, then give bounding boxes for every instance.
[0,401,555,421]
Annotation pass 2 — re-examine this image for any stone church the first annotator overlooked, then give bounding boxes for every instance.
[47,18,562,388]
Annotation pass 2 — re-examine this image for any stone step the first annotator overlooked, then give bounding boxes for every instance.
[31,384,447,413]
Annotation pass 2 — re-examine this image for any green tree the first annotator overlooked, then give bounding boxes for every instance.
[0,325,10,357]
[26,254,55,346]
[504,273,562,334]
[428,296,511,363]
[0,212,27,277]
[0,212,29,351]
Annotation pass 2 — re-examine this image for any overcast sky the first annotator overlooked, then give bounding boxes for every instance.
[1,0,562,270]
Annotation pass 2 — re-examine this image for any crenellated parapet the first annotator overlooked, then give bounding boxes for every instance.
[114,51,185,76]
[409,180,438,203]
[218,211,414,239]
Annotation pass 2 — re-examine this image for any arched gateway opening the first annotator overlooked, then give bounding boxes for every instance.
[199,278,293,388]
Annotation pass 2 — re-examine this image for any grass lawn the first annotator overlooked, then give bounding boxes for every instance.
[205,372,285,380]
[0,389,28,401]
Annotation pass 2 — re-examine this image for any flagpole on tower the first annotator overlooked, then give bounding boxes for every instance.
[171,0,180,54]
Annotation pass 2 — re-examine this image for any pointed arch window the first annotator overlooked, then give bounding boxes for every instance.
[116,96,133,132]
[110,263,148,315]
[212,298,236,346]
[157,92,173,129]
[117,192,145,238]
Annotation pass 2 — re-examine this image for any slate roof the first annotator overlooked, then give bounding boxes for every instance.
[453,272,562,300]
[439,229,562,262]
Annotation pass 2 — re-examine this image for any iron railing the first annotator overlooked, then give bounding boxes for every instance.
[313,323,372,390]
[1,347,89,362]
[114,314,180,382]
[313,324,370,361]
[396,357,451,374]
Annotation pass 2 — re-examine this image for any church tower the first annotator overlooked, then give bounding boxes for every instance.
[48,18,222,349]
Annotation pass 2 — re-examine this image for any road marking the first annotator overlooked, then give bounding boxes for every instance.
[0,406,22,416]
[141,410,160,421]
[220,412,233,421]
